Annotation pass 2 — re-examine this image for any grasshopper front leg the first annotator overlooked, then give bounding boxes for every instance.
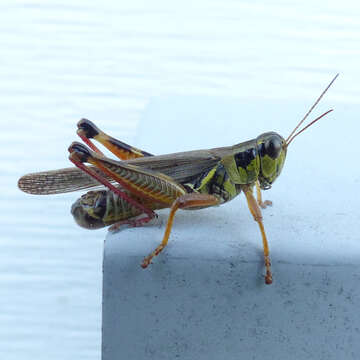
[243,185,273,284]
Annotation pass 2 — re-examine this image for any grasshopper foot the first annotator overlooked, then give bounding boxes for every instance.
[255,181,272,209]
[141,244,165,268]
[264,257,273,284]
[258,199,272,209]
[109,214,157,232]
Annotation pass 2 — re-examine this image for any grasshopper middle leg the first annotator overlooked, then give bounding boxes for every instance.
[256,180,272,209]
[142,193,221,268]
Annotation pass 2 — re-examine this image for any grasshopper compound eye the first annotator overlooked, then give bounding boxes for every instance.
[262,135,284,159]
[265,137,281,158]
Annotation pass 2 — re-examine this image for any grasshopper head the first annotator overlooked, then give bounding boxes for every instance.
[255,75,338,190]
[256,132,287,190]
[71,190,107,229]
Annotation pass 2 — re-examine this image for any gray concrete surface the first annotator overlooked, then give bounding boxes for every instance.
[102,95,359,359]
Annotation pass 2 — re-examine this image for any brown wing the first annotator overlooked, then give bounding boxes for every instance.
[18,167,107,195]
[18,144,242,195]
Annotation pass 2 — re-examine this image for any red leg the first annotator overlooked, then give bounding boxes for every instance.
[68,142,157,221]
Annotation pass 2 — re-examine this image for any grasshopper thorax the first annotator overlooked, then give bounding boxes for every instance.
[256,132,287,190]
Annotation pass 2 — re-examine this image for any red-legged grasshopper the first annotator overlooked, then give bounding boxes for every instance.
[18,74,338,284]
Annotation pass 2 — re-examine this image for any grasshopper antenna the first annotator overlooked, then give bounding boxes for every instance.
[286,109,333,146]
[286,73,339,146]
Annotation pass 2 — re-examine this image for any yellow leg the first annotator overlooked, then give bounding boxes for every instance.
[256,180,272,209]
[141,193,220,268]
[244,186,273,284]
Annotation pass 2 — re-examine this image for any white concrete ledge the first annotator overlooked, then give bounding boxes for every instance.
[102,209,360,360]
[102,97,359,359]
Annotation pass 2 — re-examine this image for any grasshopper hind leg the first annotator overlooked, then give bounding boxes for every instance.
[76,119,153,160]
[108,213,158,232]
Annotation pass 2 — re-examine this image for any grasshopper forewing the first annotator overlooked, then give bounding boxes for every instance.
[18,75,338,284]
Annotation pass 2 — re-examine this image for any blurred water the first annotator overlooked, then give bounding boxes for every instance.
[0,0,359,359]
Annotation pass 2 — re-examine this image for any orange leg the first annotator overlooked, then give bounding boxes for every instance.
[142,193,220,268]
[243,186,273,285]
[76,118,153,159]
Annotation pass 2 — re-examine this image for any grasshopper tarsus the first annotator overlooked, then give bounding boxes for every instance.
[259,200,272,209]
[255,181,272,209]
[264,257,273,284]
[110,214,158,232]
[141,257,153,269]
[141,244,165,268]
[265,274,273,285]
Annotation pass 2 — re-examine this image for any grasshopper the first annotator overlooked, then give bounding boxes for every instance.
[18,74,338,284]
